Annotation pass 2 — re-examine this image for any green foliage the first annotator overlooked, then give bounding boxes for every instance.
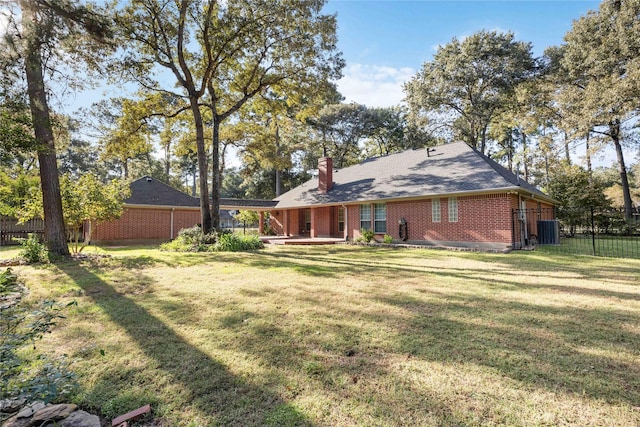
[547,164,612,233]
[0,268,19,295]
[233,210,259,227]
[160,226,264,252]
[160,226,215,252]
[405,30,536,154]
[383,234,393,244]
[18,234,49,264]
[215,232,264,252]
[360,229,375,243]
[19,173,130,253]
[0,171,40,217]
[1,294,78,404]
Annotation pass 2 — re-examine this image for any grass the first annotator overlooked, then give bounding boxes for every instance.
[4,244,640,426]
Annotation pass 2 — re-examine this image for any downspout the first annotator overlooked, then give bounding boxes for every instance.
[170,208,175,239]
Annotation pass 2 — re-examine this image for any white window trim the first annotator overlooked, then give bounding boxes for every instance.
[448,197,458,222]
[432,199,441,223]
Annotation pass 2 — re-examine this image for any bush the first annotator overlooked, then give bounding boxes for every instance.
[160,226,216,252]
[383,234,393,244]
[160,226,264,252]
[18,234,48,264]
[361,229,375,243]
[1,278,77,405]
[215,232,264,252]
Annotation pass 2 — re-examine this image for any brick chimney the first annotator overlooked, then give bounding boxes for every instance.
[318,157,333,194]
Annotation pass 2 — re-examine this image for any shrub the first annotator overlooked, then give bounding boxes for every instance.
[160,227,264,252]
[18,234,48,264]
[215,232,264,252]
[160,226,216,252]
[1,280,77,405]
[0,268,19,295]
[383,234,393,244]
[361,229,375,243]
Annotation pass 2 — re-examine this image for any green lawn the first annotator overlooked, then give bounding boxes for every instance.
[5,245,640,426]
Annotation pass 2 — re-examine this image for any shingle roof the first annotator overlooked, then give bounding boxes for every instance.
[126,176,200,207]
[274,141,554,208]
[126,177,278,209]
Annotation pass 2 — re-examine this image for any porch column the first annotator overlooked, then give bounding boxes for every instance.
[259,212,265,235]
[283,210,289,236]
[310,208,317,238]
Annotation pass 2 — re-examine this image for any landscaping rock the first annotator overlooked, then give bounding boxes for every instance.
[2,414,32,427]
[16,401,46,419]
[0,397,26,413]
[59,410,102,427]
[30,403,77,425]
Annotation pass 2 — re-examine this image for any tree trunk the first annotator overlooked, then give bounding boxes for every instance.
[275,124,281,197]
[21,0,69,257]
[522,131,529,182]
[189,96,212,233]
[210,116,221,231]
[585,132,592,175]
[609,119,633,220]
[563,131,571,164]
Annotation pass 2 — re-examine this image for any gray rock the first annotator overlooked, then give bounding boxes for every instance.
[2,413,32,427]
[59,410,101,427]
[30,403,77,425]
[0,398,26,413]
[16,401,45,419]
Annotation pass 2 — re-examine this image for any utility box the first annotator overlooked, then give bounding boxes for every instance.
[537,220,560,244]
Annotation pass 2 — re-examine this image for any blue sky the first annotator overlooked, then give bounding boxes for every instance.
[324,0,600,107]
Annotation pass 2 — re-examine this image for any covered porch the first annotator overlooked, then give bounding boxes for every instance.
[265,205,348,240]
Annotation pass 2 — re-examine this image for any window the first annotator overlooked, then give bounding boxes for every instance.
[360,204,371,230]
[448,197,458,222]
[338,208,345,232]
[432,199,441,222]
[374,203,386,233]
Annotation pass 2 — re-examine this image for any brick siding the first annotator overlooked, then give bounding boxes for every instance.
[270,193,554,247]
[92,207,200,241]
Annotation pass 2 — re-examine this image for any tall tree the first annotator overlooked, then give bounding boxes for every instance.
[4,0,111,256]
[405,30,536,154]
[117,0,343,232]
[308,103,374,167]
[556,0,640,219]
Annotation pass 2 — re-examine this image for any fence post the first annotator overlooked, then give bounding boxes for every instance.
[591,206,596,256]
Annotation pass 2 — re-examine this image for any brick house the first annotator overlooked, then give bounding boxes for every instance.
[267,142,557,250]
[90,177,277,244]
[90,177,202,243]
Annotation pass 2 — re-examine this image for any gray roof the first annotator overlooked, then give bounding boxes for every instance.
[127,176,277,210]
[274,141,554,208]
[127,176,200,207]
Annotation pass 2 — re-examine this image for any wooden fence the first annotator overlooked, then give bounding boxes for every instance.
[0,215,45,246]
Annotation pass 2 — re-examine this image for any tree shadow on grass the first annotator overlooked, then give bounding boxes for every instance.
[373,292,640,406]
[56,261,311,426]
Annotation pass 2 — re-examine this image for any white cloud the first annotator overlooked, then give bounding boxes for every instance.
[336,63,415,108]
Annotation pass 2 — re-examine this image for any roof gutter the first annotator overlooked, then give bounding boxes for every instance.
[274,187,559,210]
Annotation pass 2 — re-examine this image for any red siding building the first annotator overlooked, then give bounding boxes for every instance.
[267,142,557,250]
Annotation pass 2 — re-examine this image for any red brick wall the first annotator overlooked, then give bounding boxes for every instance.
[92,207,200,241]
[312,206,332,237]
[385,193,516,244]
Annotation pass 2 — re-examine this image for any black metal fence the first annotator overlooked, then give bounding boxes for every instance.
[512,207,640,259]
